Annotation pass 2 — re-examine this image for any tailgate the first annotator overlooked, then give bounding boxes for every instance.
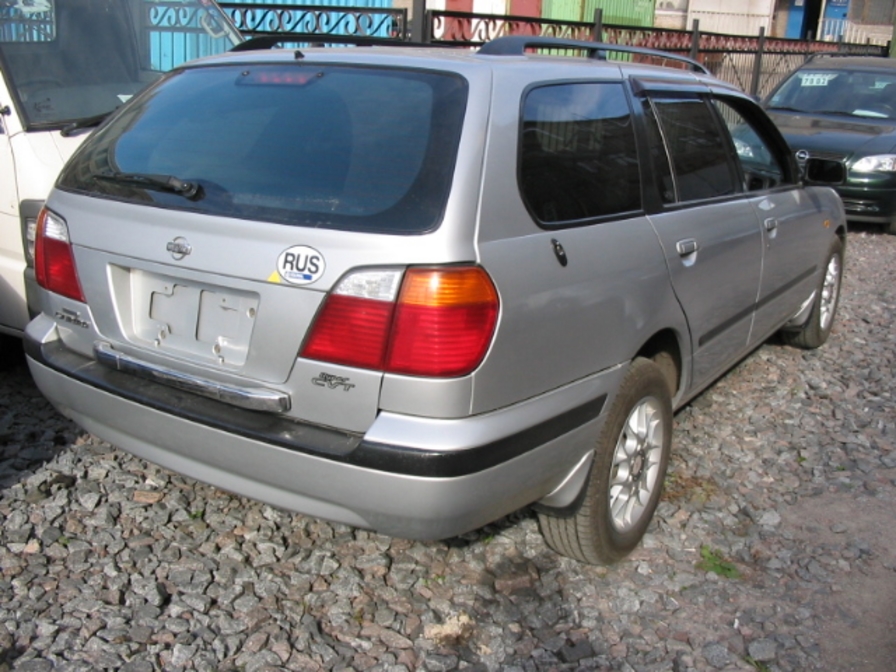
[54,193,389,433]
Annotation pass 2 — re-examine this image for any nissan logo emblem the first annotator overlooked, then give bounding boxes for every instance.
[795,149,810,162]
[166,236,192,261]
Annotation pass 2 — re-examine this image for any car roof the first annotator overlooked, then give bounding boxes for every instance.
[802,55,896,72]
[186,36,737,91]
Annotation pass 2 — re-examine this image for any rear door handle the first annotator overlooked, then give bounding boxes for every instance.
[764,217,778,232]
[676,238,699,256]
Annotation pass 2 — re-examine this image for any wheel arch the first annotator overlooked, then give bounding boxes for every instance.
[534,330,685,517]
[635,328,683,400]
[835,224,847,247]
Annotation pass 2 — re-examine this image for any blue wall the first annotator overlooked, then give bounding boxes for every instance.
[784,0,806,39]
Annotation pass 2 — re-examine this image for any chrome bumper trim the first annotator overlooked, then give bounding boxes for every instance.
[94,341,291,413]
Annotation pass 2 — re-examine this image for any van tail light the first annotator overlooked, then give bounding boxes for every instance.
[34,208,85,303]
[301,266,499,377]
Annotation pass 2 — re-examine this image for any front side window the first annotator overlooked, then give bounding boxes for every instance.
[58,64,468,234]
[645,98,737,203]
[519,82,641,224]
[713,98,789,191]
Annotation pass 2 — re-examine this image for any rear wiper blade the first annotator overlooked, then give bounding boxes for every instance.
[60,111,113,137]
[92,171,202,199]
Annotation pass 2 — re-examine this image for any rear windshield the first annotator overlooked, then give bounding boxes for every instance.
[57,63,469,234]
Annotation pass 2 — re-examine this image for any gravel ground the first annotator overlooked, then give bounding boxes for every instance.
[1,228,894,672]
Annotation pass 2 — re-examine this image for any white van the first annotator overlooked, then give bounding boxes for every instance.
[0,0,241,365]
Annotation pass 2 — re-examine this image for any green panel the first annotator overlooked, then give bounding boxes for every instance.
[541,0,583,21]
[585,0,655,27]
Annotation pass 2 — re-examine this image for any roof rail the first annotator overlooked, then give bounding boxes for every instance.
[477,36,710,74]
[230,34,427,52]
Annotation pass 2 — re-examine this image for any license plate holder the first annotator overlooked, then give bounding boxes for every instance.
[132,270,259,366]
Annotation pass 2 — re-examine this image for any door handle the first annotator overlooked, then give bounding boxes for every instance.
[676,238,699,256]
[764,217,778,232]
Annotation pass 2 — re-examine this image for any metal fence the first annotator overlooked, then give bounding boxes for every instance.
[427,10,888,97]
[220,3,407,42]
[605,16,888,98]
[0,4,55,41]
[220,3,889,96]
[1,1,240,71]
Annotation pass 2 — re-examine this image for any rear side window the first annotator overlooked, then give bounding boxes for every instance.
[519,82,641,224]
[58,64,468,234]
[644,98,737,203]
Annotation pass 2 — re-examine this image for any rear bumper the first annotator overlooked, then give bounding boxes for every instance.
[26,316,618,539]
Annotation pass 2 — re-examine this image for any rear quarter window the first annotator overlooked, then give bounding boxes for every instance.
[519,81,642,225]
[57,64,468,234]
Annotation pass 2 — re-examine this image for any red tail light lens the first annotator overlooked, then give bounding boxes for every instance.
[301,266,499,378]
[386,268,499,376]
[34,208,85,303]
[300,295,395,370]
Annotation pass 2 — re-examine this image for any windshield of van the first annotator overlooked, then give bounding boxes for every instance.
[0,0,242,129]
[58,64,469,234]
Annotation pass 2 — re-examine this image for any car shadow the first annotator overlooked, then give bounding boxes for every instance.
[0,332,25,370]
[443,508,537,549]
[0,356,81,495]
[845,220,887,235]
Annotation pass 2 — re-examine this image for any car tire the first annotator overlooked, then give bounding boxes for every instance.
[538,357,672,565]
[885,219,896,236]
[780,237,843,349]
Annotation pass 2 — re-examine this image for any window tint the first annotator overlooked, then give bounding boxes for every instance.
[519,82,641,224]
[57,65,468,234]
[648,98,737,203]
[641,101,675,204]
[712,98,787,192]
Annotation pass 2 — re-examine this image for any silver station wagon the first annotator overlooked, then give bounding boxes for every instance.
[25,37,846,564]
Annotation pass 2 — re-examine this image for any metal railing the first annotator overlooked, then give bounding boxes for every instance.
[606,17,887,98]
[426,10,887,97]
[219,3,407,41]
[219,4,888,96]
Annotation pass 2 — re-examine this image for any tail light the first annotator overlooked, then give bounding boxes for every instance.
[34,208,85,303]
[301,266,499,377]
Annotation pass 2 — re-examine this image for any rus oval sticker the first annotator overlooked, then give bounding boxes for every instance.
[277,246,325,285]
